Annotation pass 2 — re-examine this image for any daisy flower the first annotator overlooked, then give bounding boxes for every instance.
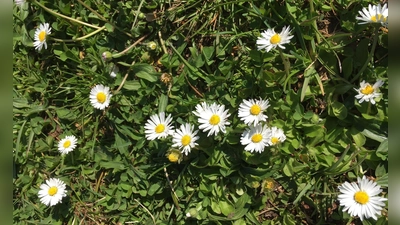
[240,124,271,153]
[193,102,231,136]
[144,112,174,140]
[33,23,51,51]
[193,102,208,115]
[38,178,67,206]
[57,135,78,155]
[238,98,270,126]
[355,80,384,104]
[256,26,294,52]
[356,3,388,27]
[89,84,112,110]
[338,176,387,221]
[171,123,199,156]
[267,127,286,146]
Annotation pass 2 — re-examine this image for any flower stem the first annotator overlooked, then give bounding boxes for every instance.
[33,0,101,30]
[76,0,133,38]
[111,34,148,58]
[351,26,379,83]
[50,26,106,42]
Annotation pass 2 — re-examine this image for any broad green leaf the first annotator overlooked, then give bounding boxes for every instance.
[122,80,141,90]
[376,138,388,160]
[211,201,221,214]
[219,201,234,217]
[331,101,348,120]
[350,127,366,147]
[158,94,168,113]
[148,183,161,196]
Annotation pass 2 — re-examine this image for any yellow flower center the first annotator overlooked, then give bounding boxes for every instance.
[38,31,47,42]
[168,152,179,163]
[264,180,275,190]
[155,124,165,133]
[149,43,157,50]
[209,114,220,125]
[250,105,261,115]
[271,137,280,145]
[354,191,369,205]
[361,84,374,95]
[181,135,191,146]
[251,133,262,143]
[96,92,106,103]
[270,34,281,44]
[63,140,71,148]
[48,186,58,196]
[371,14,386,22]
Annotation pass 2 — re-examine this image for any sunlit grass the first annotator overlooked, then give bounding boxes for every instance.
[13,0,388,224]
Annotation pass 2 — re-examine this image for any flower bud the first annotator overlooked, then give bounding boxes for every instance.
[186,208,198,218]
[147,41,157,51]
[102,51,112,61]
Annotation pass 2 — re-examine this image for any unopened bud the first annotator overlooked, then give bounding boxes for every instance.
[147,41,157,51]
[186,208,198,218]
[102,51,112,61]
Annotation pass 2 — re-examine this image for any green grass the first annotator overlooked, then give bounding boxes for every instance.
[13,0,388,224]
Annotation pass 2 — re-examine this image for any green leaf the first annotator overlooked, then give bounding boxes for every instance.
[158,94,168,113]
[350,127,366,147]
[55,108,76,120]
[219,201,234,217]
[331,101,348,120]
[105,23,114,32]
[147,183,161,196]
[376,138,388,160]
[283,213,297,225]
[132,63,158,82]
[99,161,126,172]
[122,80,141,90]
[211,201,221,214]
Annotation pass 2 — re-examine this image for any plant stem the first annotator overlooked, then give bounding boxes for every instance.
[33,0,101,30]
[131,0,146,30]
[76,0,133,38]
[158,31,168,54]
[50,26,106,42]
[367,102,371,115]
[114,61,135,94]
[351,26,379,83]
[111,34,148,58]
[309,0,321,44]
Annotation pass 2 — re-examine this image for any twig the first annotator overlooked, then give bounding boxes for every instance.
[133,198,156,225]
